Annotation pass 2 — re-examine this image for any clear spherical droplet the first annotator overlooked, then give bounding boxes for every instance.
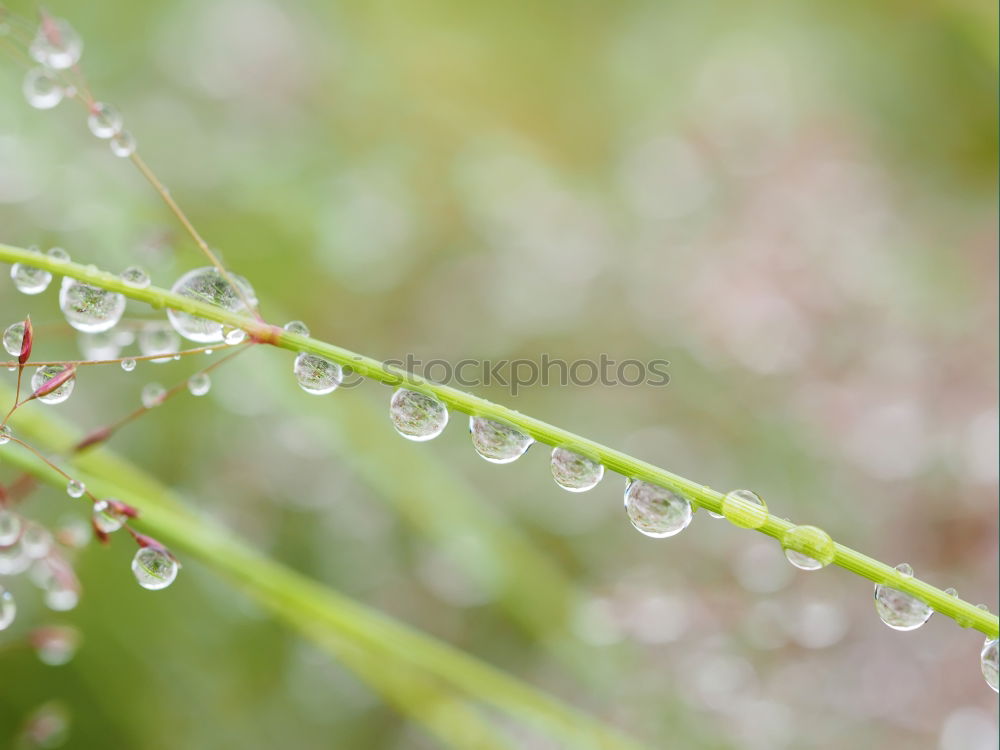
[66,479,85,498]
[46,247,70,263]
[109,130,136,157]
[92,500,127,534]
[222,325,246,345]
[982,639,999,693]
[873,563,934,631]
[29,18,82,69]
[0,425,10,446]
[0,588,15,630]
[3,322,25,357]
[624,479,693,538]
[721,489,768,529]
[23,68,64,109]
[138,324,180,363]
[468,416,533,463]
[283,320,310,337]
[187,372,211,397]
[31,365,75,405]
[121,359,137,373]
[119,265,149,288]
[390,388,449,441]
[87,102,122,138]
[141,383,166,408]
[131,547,178,590]
[77,331,120,360]
[0,511,21,545]
[782,525,835,570]
[293,352,341,395]
[550,447,604,492]
[166,267,257,343]
[11,262,52,294]
[59,277,126,333]
[44,581,79,612]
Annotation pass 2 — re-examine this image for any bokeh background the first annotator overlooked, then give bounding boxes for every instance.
[0,0,997,747]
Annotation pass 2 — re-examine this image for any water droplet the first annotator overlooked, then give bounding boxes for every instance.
[92,500,127,534]
[0,543,29,575]
[119,265,149,288]
[132,547,179,590]
[21,525,52,558]
[0,511,21,545]
[982,639,999,693]
[59,277,126,333]
[29,17,82,69]
[624,479,693,538]
[187,372,211,397]
[78,331,120,360]
[44,581,79,612]
[0,589,15,630]
[138,323,179,363]
[283,320,310,337]
[468,416,533,463]
[166,267,257,343]
[293,352,342,395]
[10,262,52,294]
[550,447,604,492]
[0,425,10,446]
[32,626,80,666]
[721,489,768,529]
[389,388,449,441]
[23,68,64,109]
[31,365,75,404]
[109,130,136,157]
[66,479,85,498]
[46,247,70,263]
[222,325,246,345]
[120,358,136,372]
[141,383,166,408]
[874,563,933,631]
[87,102,122,138]
[2,322,25,357]
[782,525,835,570]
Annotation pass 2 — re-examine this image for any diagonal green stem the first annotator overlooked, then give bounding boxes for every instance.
[0,242,996,639]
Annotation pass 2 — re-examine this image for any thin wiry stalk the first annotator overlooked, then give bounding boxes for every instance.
[0,242,995,639]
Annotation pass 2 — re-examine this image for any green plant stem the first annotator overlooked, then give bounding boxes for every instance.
[0,242,996,639]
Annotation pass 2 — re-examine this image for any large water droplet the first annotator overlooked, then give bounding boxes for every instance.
[29,17,82,69]
[982,639,999,693]
[187,373,211,397]
[0,511,21,545]
[138,323,179,363]
[23,68,64,109]
[468,416,533,463]
[31,365,75,404]
[141,383,166,408]
[721,489,768,529]
[44,580,79,611]
[66,479,85,498]
[550,447,604,492]
[3,322,25,357]
[166,267,257,343]
[11,262,52,295]
[87,102,122,138]
[59,277,125,333]
[131,547,179,590]
[0,588,15,630]
[293,353,341,395]
[390,389,449,441]
[873,563,933,631]
[624,479,693,538]
[110,130,136,158]
[120,265,149,288]
[782,525,835,570]
[92,500,127,534]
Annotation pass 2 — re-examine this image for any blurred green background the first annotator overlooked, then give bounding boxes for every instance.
[0,0,997,747]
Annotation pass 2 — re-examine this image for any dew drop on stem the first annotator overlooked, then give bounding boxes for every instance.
[120,358,137,372]
[92,500,127,534]
[721,489,768,529]
[23,68,64,110]
[293,353,342,395]
[46,247,70,263]
[982,639,999,693]
[66,480,85,499]
[110,130,136,158]
[550,447,604,492]
[0,511,21,545]
[283,320,310,337]
[0,425,10,446]
[10,262,52,295]
[624,479,693,538]
[59,277,126,333]
[389,389,449,441]
[87,102,122,139]
[781,525,835,570]
[166,267,257,343]
[187,373,211,397]
[29,17,82,69]
[131,547,179,590]
[120,265,149,288]
[873,563,933,631]
[141,383,166,408]
[2,322,24,357]
[468,416,533,463]
[31,365,76,405]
